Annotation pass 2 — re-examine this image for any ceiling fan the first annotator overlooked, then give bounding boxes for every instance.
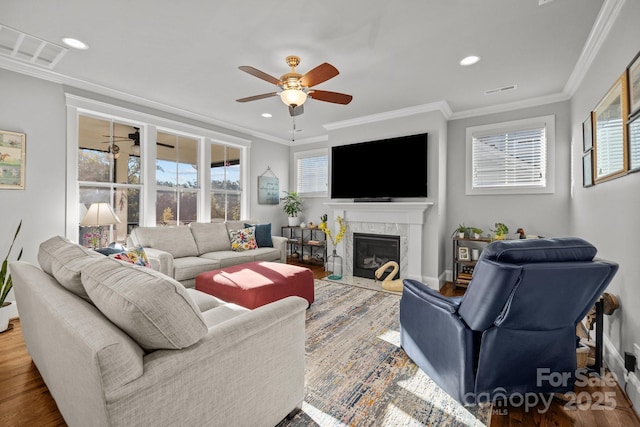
[101,128,175,152]
[236,55,353,116]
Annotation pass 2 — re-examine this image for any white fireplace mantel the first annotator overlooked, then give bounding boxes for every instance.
[324,202,433,281]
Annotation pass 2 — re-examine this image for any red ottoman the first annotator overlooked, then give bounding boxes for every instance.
[195,261,314,309]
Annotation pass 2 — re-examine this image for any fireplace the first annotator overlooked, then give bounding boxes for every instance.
[353,233,400,279]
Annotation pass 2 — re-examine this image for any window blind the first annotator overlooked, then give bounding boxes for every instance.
[296,151,328,194]
[472,126,546,188]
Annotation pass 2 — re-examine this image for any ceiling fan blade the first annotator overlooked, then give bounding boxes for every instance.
[236,92,278,103]
[299,63,339,88]
[308,90,353,105]
[289,105,304,117]
[238,66,281,86]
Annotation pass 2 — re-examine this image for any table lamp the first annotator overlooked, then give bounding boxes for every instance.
[80,202,121,248]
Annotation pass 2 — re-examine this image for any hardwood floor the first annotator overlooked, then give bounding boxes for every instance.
[1,262,638,427]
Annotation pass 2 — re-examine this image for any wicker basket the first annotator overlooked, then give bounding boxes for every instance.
[576,344,590,369]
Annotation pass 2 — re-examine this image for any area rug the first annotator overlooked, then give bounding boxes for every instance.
[277,280,489,427]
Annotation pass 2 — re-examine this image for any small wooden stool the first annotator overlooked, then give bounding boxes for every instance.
[195,261,314,309]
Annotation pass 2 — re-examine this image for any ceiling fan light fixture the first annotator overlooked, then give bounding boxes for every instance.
[460,55,480,66]
[280,89,307,107]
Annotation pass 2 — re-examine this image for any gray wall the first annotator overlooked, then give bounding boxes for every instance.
[569,0,640,408]
[446,100,573,272]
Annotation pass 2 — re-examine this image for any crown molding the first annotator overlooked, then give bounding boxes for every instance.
[449,92,569,120]
[563,0,626,98]
[0,56,290,145]
[322,101,453,131]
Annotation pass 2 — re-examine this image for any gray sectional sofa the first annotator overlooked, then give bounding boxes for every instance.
[128,220,286,288]
[11,236,306,427]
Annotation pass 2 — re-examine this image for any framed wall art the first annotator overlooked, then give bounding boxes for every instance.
[593,73,628,183]
[257,167,279,204]
[582,113,593,152]
[0,129,26,190]
[628,113,640,172]
[628,50,640,117]
[582,150,593,187]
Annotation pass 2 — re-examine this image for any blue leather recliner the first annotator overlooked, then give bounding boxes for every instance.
[399,237,618,405]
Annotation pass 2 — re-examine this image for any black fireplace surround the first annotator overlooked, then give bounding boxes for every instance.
[353,233,400,279]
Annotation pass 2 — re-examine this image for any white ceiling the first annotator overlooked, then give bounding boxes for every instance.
[0,0,608,144]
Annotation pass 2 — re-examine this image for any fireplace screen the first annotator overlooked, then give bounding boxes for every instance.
[353,233,400,279]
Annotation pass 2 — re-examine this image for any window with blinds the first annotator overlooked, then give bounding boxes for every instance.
[466,115,555,195]
[295,148,328,196]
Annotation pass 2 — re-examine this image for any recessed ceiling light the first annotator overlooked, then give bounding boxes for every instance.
[261,113,272,118]
[459,55,480,66]
[62,37,89,50]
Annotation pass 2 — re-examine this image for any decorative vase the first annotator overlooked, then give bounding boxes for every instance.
[288,216,300,227]
[326,249,343,280]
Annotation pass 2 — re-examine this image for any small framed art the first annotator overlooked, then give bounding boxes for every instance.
[458,246,471,261]
[583,150,593,187]
[0,129,26,190]
[628,51,640,117]
[628,113,640,172]
[582,113,593,152]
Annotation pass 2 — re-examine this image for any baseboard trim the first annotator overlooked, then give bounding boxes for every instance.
[603,333,640,417]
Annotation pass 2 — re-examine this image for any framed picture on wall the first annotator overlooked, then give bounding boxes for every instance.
[628,51,640,116]
[257,175,279,204]
[0,129,26,190]
[582,113,593,152]
[593,73,628,183]
[628,113,640,172]
[582,150,593,187]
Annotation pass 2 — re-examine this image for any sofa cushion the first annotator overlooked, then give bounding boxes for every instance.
[200,251,255,267]
[38,236,103,301]
[134,226,199,258]
[189,222,231,254]
[229,226,257,252]
[81,257,207,351]
[246,223,273,248]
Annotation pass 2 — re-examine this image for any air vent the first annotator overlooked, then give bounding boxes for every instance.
[0,24,67,68]
[484,84,518,95]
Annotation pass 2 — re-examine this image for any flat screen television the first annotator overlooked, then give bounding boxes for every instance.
[331,132,428,200]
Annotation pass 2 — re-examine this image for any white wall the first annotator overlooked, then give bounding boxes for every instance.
[569,0,640,409]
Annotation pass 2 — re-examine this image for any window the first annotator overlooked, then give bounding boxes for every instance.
[466,115,555,195]
[295,148,328,197]
[155,132,199,226]
[77,115,142,245]
[67,94,251,243]
[210,144,241,221]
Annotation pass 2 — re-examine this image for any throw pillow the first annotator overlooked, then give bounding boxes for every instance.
[229,226,257,252]
[113,246,150,267]
[245,222,273,247]
[81,257,207,351]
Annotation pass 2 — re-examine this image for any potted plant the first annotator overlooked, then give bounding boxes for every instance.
[492,222,509,240]
[471,227,483,239]
[456,224,467,239]
[281,191,303,226]
[1,220,22,333]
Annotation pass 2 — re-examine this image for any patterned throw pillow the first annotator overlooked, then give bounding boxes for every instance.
[229,226,257,252]
[113,246,150,267]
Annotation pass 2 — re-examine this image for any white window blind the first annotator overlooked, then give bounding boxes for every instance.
[472,127,546,188]
[466,115,554,195]
[295,149,328,196]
